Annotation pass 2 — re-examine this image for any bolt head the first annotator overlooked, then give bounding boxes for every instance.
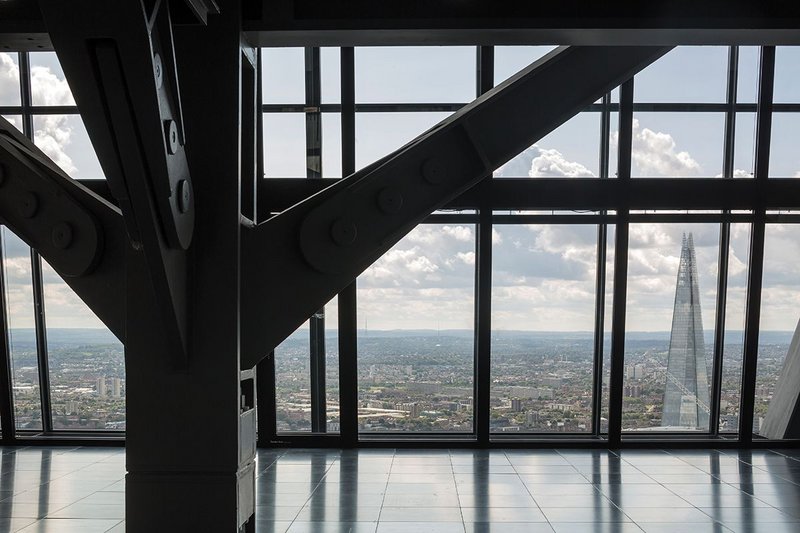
[164,120,179,155]
[51,222,73,250]
[18,192,38,218]
[330,218,357,246]
[154,53,163,89]
[421,158,446,185]
[177,179,192,214]
[377,187,404,214]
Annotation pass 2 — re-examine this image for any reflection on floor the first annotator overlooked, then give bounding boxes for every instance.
[1,447,800,532]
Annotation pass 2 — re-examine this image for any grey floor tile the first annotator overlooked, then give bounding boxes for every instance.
[376,523,465,533]
[379,506,463,522]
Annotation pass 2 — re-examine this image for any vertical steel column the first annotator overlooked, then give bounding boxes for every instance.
[710,46,739,436]
[607,78,634,447]
[0,229,17,441]
[592,92,611,435]
[739,46,774,444]
[338,46,359,445]
[29,252,52,433]
[17,52,33,138]
[474,45,494,444]
[305,47,327,433]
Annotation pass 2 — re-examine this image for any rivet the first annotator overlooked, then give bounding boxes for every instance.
[154,53,163,90]
[377,187,403,214]
[18,192,38,218]
[421,158,446,185]
[330,218,357,246]
[177,179,191,214]
[51,222,73,250]
[164,120,179,155]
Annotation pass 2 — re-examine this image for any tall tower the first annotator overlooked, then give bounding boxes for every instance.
[662,233,710,429]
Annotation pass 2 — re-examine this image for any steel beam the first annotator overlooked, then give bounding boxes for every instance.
[241,45,671,369]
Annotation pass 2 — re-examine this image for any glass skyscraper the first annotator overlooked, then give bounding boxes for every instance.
[662,233,711,429]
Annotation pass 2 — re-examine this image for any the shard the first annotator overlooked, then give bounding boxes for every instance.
[661,233,711,429]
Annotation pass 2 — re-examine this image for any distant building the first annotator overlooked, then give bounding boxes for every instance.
[661,234,710,429]
[526,411,540,425]
[97,376,107,398]
[511,398,522,412]
[112,377,122,398]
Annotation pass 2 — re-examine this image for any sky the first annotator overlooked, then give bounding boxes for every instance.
[1,46,800,334]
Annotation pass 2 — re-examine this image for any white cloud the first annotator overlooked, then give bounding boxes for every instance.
[0,55,79,176]
[441,225,473,242]
[456,251,475,265]
[495,145,595,178]
[617,119,702,176]
[529,147,596,177]
[0,53,20,104]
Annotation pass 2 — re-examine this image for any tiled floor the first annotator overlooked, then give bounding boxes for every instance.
[1,447,800,532]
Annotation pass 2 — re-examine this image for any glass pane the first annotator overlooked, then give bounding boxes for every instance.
[491,224,598,433]
[275,321,311,433]
[624,223,720,433]
[29,51,76,106]
[356,47,474,103]
[737,46,760,104]
[321,47,340,104]
[2,115,23,133]
[325,298,340,433]
[1,228,42,431]
[33,115,105,179]
[322,112,342,178]
[773,46,800,103]
[262,47,305,104]
[263,112,306,177]
[600,225,616,434]
[0,52,21,106]
[495,112,600,178]
[719,223,751,433]
[769,113,800,178]
[355,112,450,171]
[733,113,756,178]
[630,113,725,177]
[358,224,475,433]
[756,225,800,438]
[634,47,728,103]
[494,46,557,86]
[40,260,125,430]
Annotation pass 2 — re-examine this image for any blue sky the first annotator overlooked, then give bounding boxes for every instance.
[1,46,799,334]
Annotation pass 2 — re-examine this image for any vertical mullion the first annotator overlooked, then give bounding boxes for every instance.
[18,52,33,138]
[739,45,774,444]
[607,78,634,447]
[0,230,17,442]
[305,46,326,433]
[474,46,493,445]
[338,46,358,445]
[30,252,52,433]
[20,52,52,434]
[710,46,739,436]
[592,92,611,436]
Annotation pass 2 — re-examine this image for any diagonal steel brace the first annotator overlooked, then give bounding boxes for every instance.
[240,45,673,369]
[0,116,126,341]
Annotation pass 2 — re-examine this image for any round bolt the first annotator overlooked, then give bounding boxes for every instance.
[177,179,192,214]
[18,192,38,218]
[377,187,404,214]
[154,53,163,89]
[330,218,357,246]
[164,120,179,155]
[0,163,6,187]
[51,222,73,250]
[421,158,446,185]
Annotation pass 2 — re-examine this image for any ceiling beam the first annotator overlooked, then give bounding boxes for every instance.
[3,0,800,50]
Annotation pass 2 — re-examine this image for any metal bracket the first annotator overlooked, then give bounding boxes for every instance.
[39,0,204,364]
